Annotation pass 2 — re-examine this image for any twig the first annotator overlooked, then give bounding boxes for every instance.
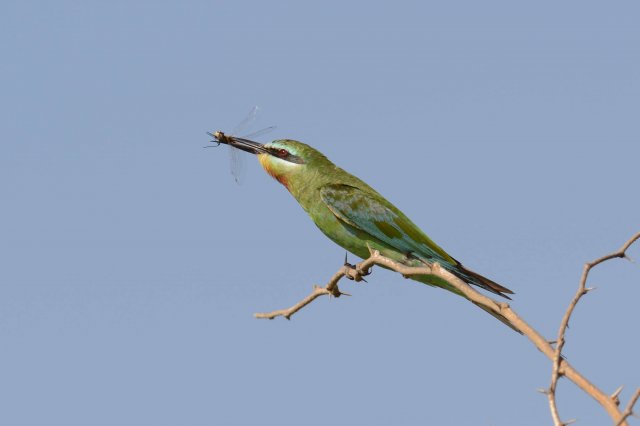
[616,388,640,426]
[548,232,640,425]
[254,261,367,319]
[254,232,639,424]
[612,386,625,406]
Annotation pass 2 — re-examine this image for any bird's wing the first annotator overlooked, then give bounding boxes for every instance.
[320,183,515,300]
[319,183,456,266]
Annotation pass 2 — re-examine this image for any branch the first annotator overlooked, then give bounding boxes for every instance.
[616,388,640,426]
[548,231,640,425]
[254,232,639,424]
[254,260,368,319]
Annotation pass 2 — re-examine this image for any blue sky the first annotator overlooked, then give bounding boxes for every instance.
[1,1,639,425]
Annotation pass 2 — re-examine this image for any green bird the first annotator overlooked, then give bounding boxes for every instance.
[210,131,517,330]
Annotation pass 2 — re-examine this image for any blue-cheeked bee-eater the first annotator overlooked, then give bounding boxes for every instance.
[210,131,517,330]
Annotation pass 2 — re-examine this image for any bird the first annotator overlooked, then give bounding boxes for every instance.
[209,131,518,331]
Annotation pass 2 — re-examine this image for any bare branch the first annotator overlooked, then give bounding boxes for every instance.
[548,231,640,425]
[616,388,640,426]
[254,232,639,424]
[254,268,346,320]
[254,261,368,319]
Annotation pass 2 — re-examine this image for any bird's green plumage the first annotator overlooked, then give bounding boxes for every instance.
[250,138,515,328]
[257,139,513,298]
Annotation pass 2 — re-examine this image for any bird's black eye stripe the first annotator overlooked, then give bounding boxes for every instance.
[266,146,306,164]
[270,147,289,158]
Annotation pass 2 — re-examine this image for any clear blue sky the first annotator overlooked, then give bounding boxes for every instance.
[1,1,639,425]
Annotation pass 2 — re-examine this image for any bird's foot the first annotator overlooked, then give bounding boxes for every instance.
[343,253,372,283]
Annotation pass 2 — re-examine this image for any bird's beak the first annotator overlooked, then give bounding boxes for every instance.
[208,131,269,155]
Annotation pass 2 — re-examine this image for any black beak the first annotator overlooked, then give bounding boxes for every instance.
[207,131,269,155]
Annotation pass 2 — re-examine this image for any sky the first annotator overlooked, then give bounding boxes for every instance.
[1,1,639,425]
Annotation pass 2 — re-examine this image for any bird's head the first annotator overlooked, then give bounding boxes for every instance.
[210,132,330,189]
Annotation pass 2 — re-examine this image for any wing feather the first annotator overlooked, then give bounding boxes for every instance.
[319,184,455,265]
[319,184,514,299]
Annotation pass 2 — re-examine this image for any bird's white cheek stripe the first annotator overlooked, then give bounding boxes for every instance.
[271,157,302,170]
[258,154,301,180]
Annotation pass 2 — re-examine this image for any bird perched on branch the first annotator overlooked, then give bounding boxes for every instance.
[210,131,517,330]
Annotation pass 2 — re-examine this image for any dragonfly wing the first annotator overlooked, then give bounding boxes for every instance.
[232,106,259,135]
[228,144,245,184]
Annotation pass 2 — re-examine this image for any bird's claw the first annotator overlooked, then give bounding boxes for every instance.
[345,266,368,283]
[343,252,372,283]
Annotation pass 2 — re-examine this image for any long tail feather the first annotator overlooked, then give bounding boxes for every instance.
[457,265,514,300]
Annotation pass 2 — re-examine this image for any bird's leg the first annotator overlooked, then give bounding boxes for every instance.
[343,252,372,283]
[398,252,423,278]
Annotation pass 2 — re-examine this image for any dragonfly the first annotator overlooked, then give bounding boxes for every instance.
[206,106,275,184]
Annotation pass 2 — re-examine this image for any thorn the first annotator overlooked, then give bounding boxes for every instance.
[357,266,372,277]
[345,269,357,281]
[565,418,577,425]
[584,286,596,293]
[548,340,557,345]
[344,251,349,265]
[365,243,373,256]
[537,388,549,395]
[623,253,635,263]
[360,277,368,283]
[611,385,624,405]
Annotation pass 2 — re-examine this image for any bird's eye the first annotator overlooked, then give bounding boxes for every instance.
[277,148,288,158]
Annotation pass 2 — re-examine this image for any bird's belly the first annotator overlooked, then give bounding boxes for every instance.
[306,206,370,259]
[305,201,462,294]
[307,205,406,263]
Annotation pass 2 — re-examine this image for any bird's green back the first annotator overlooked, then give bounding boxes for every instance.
[252,138,517,329]
[258,139,457,266]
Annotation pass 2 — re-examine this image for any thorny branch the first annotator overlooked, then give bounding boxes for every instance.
[253,257,369,320]
[616,389,640,426]
[254,232,640,425]
[547,232,640,425]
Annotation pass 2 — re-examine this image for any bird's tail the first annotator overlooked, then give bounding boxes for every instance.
[410,259,520,333]
[457,265,514,300]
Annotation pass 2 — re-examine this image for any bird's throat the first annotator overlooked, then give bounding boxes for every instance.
[258,154,290,189]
